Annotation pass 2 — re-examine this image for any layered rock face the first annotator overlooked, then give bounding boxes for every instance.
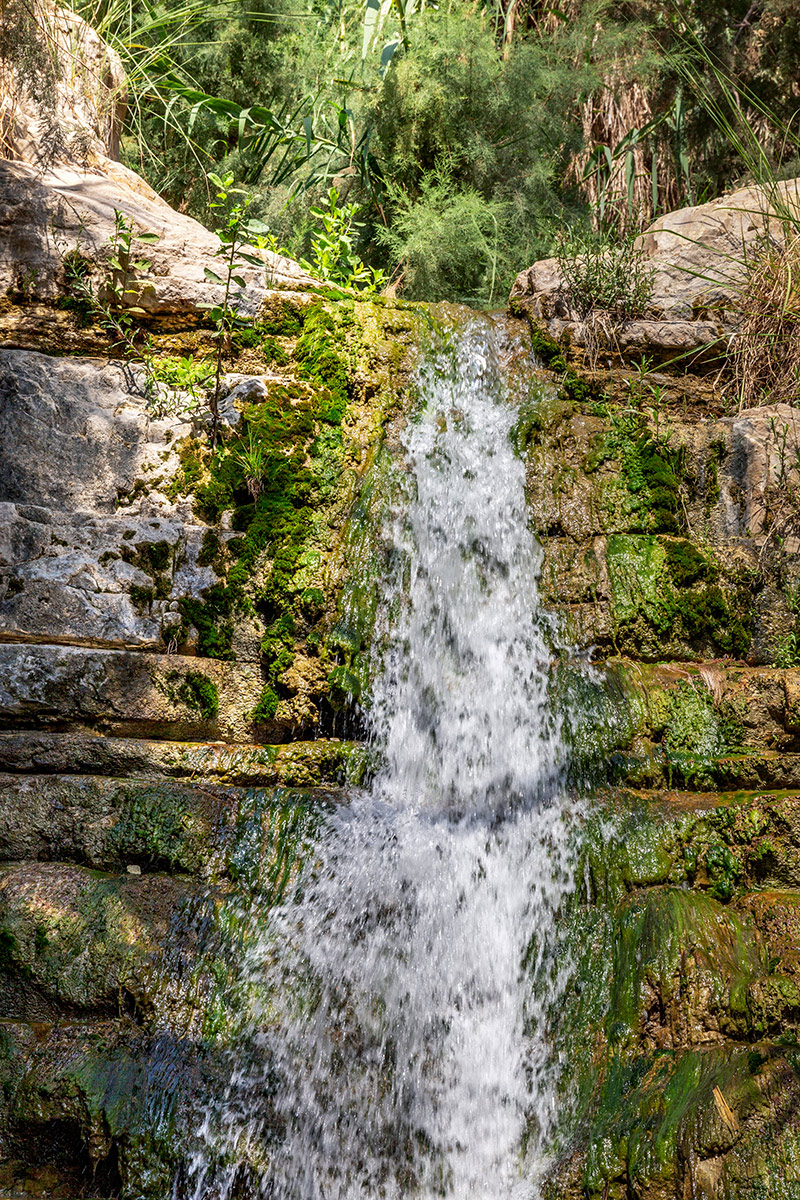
[1,13,800,1199]
[511,295,800,1194]
[0,16,426,1194]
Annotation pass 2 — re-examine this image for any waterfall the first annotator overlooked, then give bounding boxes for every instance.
[185,317,579,1200]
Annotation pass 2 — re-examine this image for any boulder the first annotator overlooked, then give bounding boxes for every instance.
[0,158,318,326]
[0,4,317,329]
[0,0,126,167]
[510,178,800,362]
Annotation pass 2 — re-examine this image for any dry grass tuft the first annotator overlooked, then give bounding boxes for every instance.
[731,232,800,409]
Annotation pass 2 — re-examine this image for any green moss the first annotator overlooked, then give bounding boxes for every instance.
[705,841,742,901]
[168,671,219,720]
[122,540,173,603]
[233,328,290,365]
[175,302,364,689]
[608,889,760,1048]
[198,528,225,571]
[294,302,354,423]
[0,928,18,970]
[511,385,570,455]
[603,411,684,533]
[606,534,753,658]
[325,446,400,705]
[526,320,601,406]
[664,539,711,587]
[251,686,279,723]
[178,593,234,660]
[664,680,719,757]
[166,437,208,501]
[259,298,305,337]
[130,584,155,611]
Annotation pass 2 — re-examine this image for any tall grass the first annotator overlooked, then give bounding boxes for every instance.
[665,27,800,407]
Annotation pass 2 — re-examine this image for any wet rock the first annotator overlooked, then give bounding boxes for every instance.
[0,644,262,741]
[0,773,339,877]
[0,861,193,1015]
[527,395,800,661]
[0,730,366,787]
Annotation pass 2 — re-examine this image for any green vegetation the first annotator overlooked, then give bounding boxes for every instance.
[60,209,159,361]
[165,296,420,730]
[605,533,753,658]
[13,0,800,309]
[555,222,655,319]
[202,171,273,442]
[600,410,684,533]
[172,671,220,720]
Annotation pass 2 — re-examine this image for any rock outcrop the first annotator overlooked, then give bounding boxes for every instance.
[510,178,800,363]
[0,16,424,1195]
[510,197,800,1200]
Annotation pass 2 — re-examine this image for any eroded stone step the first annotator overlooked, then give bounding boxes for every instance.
[0,772,342,876]
[584,785,800,901]
[0,643,267,741]
[0,862,198,1022]
[609,747,800,790]
[0,730,368,785]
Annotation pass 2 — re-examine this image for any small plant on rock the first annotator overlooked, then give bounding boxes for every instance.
[61,210,160,388]
[232,428,269,500]
[203,172,271,446]
[147,355,215,419]
[730,232,800,410]
[555,221,654,320]
[300,187,385,293]
[774,586,800,667]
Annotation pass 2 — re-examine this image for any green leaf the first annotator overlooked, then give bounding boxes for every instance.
[204,267,226,284]
[136,232,160,245]
[363,0,381,59]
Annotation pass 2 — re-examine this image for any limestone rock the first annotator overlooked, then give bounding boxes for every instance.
[0,643,265,741]
[0,730,364,787]
[0,3,317,329]
[0,1,126,167]
[0,159,318,326]
[526,390,800,661]
[510,178,800,361]
[0,860,192,1015]
[0,349,224,650]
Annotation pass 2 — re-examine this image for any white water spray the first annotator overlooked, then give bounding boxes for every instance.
[187,318,578,1200]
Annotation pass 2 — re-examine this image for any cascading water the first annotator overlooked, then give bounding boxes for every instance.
[186,317,579,1200]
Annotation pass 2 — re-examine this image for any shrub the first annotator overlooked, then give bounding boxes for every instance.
[555,223,655,320]
[376,170,508,303]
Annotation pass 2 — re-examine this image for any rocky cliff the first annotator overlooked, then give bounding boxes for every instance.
[513,199,800,1199]
[1,15,800,1200]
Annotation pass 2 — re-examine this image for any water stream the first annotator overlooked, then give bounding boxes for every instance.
[186,317,579,1199]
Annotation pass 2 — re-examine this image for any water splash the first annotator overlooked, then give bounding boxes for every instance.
[185,317,579,1200]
